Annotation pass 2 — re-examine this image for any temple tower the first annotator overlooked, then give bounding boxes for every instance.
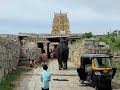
[51,11,70,34]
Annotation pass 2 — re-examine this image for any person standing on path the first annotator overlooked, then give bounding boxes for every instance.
[40,64,51,90]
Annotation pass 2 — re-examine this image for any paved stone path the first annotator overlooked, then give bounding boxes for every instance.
[16,60,119,90]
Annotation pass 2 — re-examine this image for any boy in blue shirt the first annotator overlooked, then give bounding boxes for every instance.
[40,64,51,90]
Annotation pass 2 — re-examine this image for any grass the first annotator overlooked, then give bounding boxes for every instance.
[112,59,120,81]
[0,59,50,90]
[0,67,32,90]
[33,63,42,68]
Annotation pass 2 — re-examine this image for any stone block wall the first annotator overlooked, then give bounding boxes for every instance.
[69,43,81,67]
[69,38,109,66]
[19,37,42,66]
[20,47,41,63]
[0,35,20,81]
[19,47,41,66]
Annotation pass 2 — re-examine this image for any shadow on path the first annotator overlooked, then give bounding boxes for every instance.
[78,82,95,89]
[67,67,77,70]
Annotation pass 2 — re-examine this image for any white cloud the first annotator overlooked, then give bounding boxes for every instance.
[0,0,120,34]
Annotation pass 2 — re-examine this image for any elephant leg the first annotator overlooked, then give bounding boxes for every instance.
[58,59,63,70]
[65,62,67,69]
[63,61,67,70]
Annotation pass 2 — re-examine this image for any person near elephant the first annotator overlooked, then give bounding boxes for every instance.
[55,39,69,70]
[40,51,47,64]
[50,51,54,61]
[29,58,35,68]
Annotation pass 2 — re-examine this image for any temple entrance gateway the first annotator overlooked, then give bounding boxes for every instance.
[51,11,70,34]
[37,42,44,53]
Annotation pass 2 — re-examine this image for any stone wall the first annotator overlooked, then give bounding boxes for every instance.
[69,43,81,66]
[19,36,43,66]
[69,38,109,66]
[112,51,120,61]
[0,35,20,81]
[0,35,44,81]
[19,47,41,66]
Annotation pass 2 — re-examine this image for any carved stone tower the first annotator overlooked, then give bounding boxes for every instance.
[51,11,70,34]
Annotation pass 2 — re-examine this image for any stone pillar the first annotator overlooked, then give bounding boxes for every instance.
[47,43,50,58]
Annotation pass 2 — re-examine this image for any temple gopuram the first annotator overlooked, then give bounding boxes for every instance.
[18,12,80,60]
[51,11,70,34]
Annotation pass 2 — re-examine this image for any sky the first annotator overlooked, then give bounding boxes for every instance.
[0,0,120,35]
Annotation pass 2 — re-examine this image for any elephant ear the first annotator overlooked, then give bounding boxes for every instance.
[55,44,61,58]
[55,43,69,59]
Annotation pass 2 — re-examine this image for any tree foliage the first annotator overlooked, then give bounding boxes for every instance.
[80,32,93,39]
[114,37,120,49]
[98,30,120,51]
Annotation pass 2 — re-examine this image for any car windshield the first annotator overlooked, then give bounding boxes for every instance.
[94,57,111,68]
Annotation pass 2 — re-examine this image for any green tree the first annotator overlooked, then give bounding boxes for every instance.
[114,37,120,49]
[80,32,93,39]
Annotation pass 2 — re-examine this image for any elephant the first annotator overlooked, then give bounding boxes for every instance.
[55,40,69,70]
